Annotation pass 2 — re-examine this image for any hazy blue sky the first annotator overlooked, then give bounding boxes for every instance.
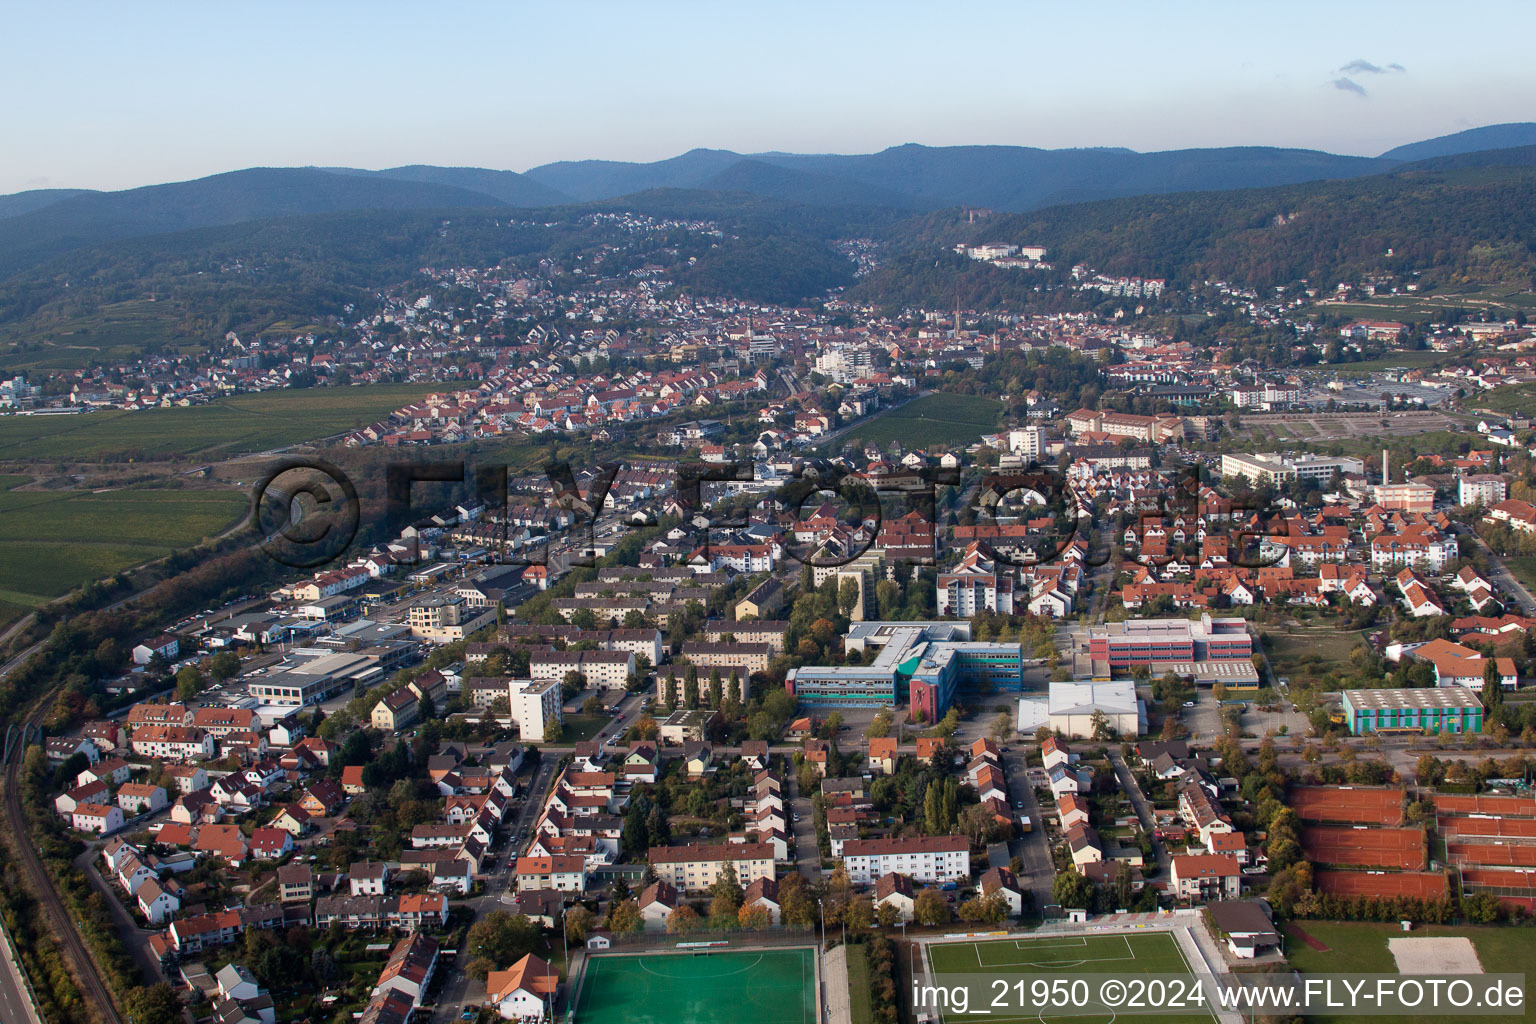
[3,0,1534,194]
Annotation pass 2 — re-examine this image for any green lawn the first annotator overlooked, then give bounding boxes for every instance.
[558,714,609,743]
[0,478,246,626]
[1505,556,1536,597]
[1264,627,1366,679]
[0,383,439,460]
[926,932,1213,1024]
[1285,922,1536,1024]
[845,943,873,1024]
[830,392,1004,453]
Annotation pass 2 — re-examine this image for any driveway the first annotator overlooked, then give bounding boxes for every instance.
[1107,749,1167,878]
[1003,750,1054,909]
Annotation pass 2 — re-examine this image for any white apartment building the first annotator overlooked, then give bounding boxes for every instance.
[648,842,775,891]
[1459,474,1508,507]
[509,678,562,741]
[841,835,971,885]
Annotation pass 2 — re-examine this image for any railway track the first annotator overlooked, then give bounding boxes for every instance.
[2,687,124,1024]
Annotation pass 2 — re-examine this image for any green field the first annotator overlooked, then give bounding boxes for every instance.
[558,714,610,743]
[1322,351,1449,375]
[1264,627,1367,679]
[1285,921,1536,1024]
[831,392,1004,452]
[1505,557,1536,598]
[574,947,817,1024]
[0,477,247,625]
[925,932,1214,1024]
[845,942,874,1024]
[0,383,439,460]
[1474,383,1536,416]
[0,300,210,371]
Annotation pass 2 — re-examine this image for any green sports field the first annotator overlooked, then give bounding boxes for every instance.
[924,932,1216,1024]
[573,947,817,1024]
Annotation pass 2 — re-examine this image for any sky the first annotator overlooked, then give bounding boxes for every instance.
[3,0,1534,195]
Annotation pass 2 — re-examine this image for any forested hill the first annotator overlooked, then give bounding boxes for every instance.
[852,164,1536,308]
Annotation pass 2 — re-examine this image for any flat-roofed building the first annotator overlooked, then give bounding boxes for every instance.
[1342,687,1484,735]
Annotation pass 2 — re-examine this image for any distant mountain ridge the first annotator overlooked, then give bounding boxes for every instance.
[524,142,1394,212]
[2,124,1535,282]
[0,167,511,279]
[1380,123,1536,161]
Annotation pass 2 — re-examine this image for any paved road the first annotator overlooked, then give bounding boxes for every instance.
[435,753,560,1022]
[1455,523,1536,614]
[1002,749,1054,910]
[74,847,163,983]
[1107,749,1167,878]
[0,921,42,1024]
[788,771,821,883]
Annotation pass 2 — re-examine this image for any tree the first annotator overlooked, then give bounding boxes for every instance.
[123,983,183,1024]
[1485,660,1505,713]
[875,901,900,928]
[709,863,744,922]
[544,719,564,743]
[738,902,772,929]
[1212,682,1229,703]
[609,898,643,934]
[565,906,595,944]
[914,888,950,926]
[209,650,241,681]
[838,577,861,615]
[1051,869,1094,910]
[466,911,540,974]
[684,664,700,709]
[666,905,702,934]
[176,664,206,702]
[780,874,815,928]
[990,710,1014,742]
[957,893,1009,925]
[708,668,722,709]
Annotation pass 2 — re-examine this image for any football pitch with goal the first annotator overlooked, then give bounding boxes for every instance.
[924,932,1217,1024]
[572,947,817,1024]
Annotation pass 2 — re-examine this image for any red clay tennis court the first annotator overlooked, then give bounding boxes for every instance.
[1433,793,1536,817]
[1461,867,1536,891]
[1460,868,1536,911]
[1447,841,1536,867]
[1438,815,1536,839]
[1302,825,1425,869]
[1315,868,1448,899]
[1289,786,1404,825]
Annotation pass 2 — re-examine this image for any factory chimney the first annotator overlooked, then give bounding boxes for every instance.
[1382,449,1389,485]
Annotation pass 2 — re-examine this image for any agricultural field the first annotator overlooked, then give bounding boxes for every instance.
[1285,922,1536,1024]
[0,383,437,460]
[0,300,209,371]
[0,477,247,625]
[1473,382,1536,416]
[830,392,1004,452]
